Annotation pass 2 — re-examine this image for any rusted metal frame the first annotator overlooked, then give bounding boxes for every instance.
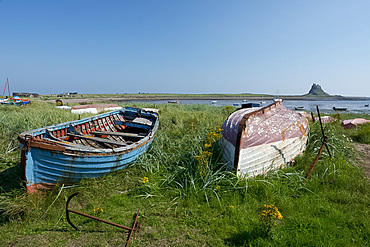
[66,192,140,246]
[310,112,315,122]
[305,106,331,179]
[306,136,328,179]
[316,106,331,157]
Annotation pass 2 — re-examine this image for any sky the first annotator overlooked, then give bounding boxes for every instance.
[0,1,369,96]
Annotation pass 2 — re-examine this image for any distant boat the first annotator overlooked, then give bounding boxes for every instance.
[210,100,217,104]
[241,103,260,108]
[294,106,304,111]
[18,107,159,193]
[333,107,347,111]
[0,96,30,106]
[365,104,369,107]
[233,103,241,107]
[242,100,248,103]
[71,104,122,114]
[219,100,308,177]
[168,100,179,104]
[343,118,370,129]
[1,79,30,106]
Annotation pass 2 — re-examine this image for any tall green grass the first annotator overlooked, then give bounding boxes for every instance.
[0,101,369,246]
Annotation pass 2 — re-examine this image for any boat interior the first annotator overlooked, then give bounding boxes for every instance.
[31,112,155,151]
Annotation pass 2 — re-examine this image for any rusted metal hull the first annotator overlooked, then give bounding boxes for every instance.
[220,100,308,177]
[18,107,159,193]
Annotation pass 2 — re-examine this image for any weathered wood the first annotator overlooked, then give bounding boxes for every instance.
[220,100,308,177]
[90,131,145,138]
[114,120,151,130]
[18,107,159,193]
[67,132,127,146]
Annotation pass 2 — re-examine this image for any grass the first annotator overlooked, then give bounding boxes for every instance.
[0,101,369,246]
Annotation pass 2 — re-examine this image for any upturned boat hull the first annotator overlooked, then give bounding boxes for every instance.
[220,100,308,177]
[18,107,159,193]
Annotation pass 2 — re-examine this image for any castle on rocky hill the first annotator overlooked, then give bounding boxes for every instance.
[305,83,330,96]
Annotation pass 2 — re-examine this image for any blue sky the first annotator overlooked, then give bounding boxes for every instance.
[0,1,369,96]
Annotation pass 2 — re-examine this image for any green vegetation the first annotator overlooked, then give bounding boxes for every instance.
[305,83,330,96]
[0,102,369,246]
[330,113,370,145]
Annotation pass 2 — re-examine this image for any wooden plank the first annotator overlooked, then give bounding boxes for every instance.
[114,121,151,131]
[90,131,145,138]
[45,130,98,151]
[67,132,127,146]
[132,117,153,126]
[102,117,122,143]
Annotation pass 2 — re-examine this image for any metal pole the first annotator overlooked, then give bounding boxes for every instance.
[306,136,327,179]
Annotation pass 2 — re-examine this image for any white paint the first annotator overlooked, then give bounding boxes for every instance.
[219,134,307,177]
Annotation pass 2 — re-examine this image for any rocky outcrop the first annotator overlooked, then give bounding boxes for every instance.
[305,83,330,96]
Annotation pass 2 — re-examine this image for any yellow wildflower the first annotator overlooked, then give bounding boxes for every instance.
[142,177,149,183]
[215,185,221,190]
[93,206,103,214]
[259,204,283,224]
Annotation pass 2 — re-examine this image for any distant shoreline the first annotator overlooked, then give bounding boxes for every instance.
[41,94,370,104]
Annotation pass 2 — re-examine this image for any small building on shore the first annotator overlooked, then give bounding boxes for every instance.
[13,92,39,98]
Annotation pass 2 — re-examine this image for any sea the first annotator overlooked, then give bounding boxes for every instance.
[125,99,370,114]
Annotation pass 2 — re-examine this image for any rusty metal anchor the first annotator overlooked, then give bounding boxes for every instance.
[66,191,140,246]
[306,106,332,179]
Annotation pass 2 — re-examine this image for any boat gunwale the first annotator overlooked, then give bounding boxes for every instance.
[19,107,159,192]
[18,107,159,155]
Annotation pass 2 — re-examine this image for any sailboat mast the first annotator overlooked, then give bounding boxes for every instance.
[2,78,8,100]
[7,78,11,98]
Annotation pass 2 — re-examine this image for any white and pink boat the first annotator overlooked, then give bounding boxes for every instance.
[219,100,309,177]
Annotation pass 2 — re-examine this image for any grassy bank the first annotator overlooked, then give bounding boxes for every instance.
[0,101,369,246]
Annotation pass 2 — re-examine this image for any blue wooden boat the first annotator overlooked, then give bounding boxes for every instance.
[18,107,159,193]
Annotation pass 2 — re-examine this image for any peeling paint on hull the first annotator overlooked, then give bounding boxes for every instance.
[18,107,159,193]
[220,100,308,177]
